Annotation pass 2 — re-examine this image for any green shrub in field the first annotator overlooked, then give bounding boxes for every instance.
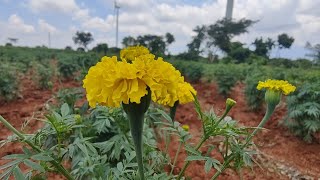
[171,61,204,82]
[56,88,83,112]
[58,58,78,79]
[213,68,238,97]
[33,63,54,89]
[185,63,203,82]
[0,64,19,101]
[283,83,320,142]
[244,68,267,111]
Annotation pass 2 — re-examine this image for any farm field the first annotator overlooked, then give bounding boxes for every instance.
[0,45,319,179]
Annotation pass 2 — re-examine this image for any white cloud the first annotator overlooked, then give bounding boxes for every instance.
[27,0,89,21]
[8,14,35,33]
[38,19,58,33]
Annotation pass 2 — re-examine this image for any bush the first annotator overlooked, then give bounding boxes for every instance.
[171,61,204,82]
[213,68,238,97]
[283,83,320,142]
[244,66,267,111]
[33,63,53,89]
[0,64,19,101]
[58,58,78,79]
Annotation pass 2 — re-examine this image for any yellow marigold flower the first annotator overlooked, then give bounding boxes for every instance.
[120,46,150,62]
[83,47,197,108]
[83,56,148,108]
[182,124,190,131]
[257,79,296,95]
[143,58,183,107]
[177,81,196,104]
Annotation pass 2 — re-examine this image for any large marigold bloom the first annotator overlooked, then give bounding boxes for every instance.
[83,56,148,107]
[142,57,183,107]
[257,79,296,95]
[83,46,197,108]
[120,46,150,62]
[177,81,197,104]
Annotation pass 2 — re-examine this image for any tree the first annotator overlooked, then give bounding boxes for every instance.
[77,47,85,52]
[252,37,275,57]
[165,32,175,45]
[187,25,206,56]
[136,35,166,55]
[65,46,73,51]
[73,31,94,50]
[277,33,294,49]
[305,42,320,64]
[206,18,256,53]
[122,36,137,47]
[92,43,108,55]
[165,32,175,54]
[228,42,251,63]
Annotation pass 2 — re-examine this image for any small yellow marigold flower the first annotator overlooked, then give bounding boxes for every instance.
[257,79,296,95]
[226,98,236,108]
[120,46,150,62]
[182,125,190,131]
[257,79,296,106]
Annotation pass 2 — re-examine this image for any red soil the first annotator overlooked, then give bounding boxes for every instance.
[1,78,319,179]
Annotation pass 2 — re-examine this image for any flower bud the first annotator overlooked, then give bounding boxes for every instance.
[74,114,82,124]
[182,125,189,131]
[226,98,236,110]
[265,90,281,107]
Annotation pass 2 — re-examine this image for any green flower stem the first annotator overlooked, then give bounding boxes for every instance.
[170,141,182,176]
[210,103,277,180]
[0,115,74,180]
[177,136,207,180]
[243,103,276,146]
[122,90,151,180]
[224,137,229,158]
[210,155,234,180]
[128,111,145,180]
[170,101,179,121]
[213,105,232,127]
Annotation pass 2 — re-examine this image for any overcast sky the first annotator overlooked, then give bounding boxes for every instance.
[0,0,319,59]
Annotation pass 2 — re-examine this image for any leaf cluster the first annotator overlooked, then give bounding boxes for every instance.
[283,83,320,142]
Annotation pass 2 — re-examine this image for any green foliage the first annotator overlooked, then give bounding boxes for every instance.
[252,37,275,57]
[305,42,320,65]
[206,18,256,53]
[56,88,83,112]
[187,25,206,56]
[171,61,204,82]
[245,54,267,65]
[283,83,320,142]
[33,63,54,89]
[122,32,175,56]
[244,66,267,111]
[228,42,251,63]
[0,102,170,179]
[213,68,238,97]
[58,58,78,79]
[73,31,94,50]
[0,64,19,101]
[277,33,294,49]
[92,43,108,55]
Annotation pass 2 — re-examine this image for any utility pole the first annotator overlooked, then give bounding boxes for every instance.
[115,1,120,48]
[48,32,51,48]
[225,0,234,20]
